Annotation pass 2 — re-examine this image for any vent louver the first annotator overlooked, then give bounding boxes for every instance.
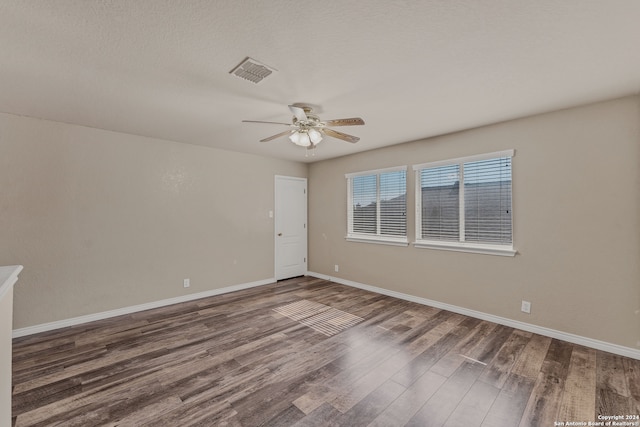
[229,57,276,84]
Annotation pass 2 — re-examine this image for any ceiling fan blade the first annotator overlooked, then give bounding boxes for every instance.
[242,120,292,126]
[288,105,308,122]
[323,118,365,127]
[260,130,292,142]
[322,128,360,143]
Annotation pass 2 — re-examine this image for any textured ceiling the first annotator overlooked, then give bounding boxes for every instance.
[1,1,639,163]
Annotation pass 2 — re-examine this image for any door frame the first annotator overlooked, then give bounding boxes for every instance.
[274,175,308,280]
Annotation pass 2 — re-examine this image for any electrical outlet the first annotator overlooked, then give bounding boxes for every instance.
[334,264,339,272]
[183,278,190,288]
[521,300,531,314]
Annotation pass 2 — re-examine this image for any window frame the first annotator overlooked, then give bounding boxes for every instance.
[413,150,516,256]
[345,165,408,246]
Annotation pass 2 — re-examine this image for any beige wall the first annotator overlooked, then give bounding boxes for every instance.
[309,96,640,349]
[0,113,307,329]
[3,97,639,350]
[1,286,13,427]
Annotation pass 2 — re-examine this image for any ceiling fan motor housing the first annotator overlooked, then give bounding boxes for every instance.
[293,107,321,127]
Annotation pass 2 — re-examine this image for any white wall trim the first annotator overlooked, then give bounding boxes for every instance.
[12,277,275,338]
[307,271,640,361]
[413,240,516,257]
[0,265,23,301]
[412,149,515,170]
[345,164,407,179]
[346,235,409,247]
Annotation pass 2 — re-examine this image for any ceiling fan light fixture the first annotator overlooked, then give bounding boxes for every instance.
[308,128,323,144]
[297,132,311,147]
[289,131,309,146]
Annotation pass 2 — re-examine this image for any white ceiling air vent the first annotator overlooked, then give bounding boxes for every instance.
[229,57,276,84]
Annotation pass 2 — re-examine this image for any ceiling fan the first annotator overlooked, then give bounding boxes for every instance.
[243,105,365,149]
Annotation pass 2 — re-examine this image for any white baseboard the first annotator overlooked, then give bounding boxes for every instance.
[12,278,275,338]
[307,272,640,361]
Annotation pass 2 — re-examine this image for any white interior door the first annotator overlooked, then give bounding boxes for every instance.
[275,176,307,280]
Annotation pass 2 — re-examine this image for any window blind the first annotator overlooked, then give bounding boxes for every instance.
[348,168,406,241]
[420,164,460,241]
[351,174,377,234]
[463,156,512,244]
[414,150,514,253]
[379,171,407,236]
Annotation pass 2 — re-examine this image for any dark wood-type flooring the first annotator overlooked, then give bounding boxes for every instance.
[12,277,640,426]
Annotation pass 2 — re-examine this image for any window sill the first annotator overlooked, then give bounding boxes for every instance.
[346,235,409,247]
[413,240,516,257]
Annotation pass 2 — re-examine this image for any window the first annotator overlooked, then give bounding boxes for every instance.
[413,150,515,256]
[346,166,408,246]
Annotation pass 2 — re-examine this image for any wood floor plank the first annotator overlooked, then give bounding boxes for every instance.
[16,375,162,427]
[293,343,398,413]
[139,396,239,427]
[623,357,640,403]
[12,277,639,426]
[328,348,409,413]
[334,379,406,426]
[478,329,531,389]
[292,385,333,416]
[14,332,183,395]
[429,320,499,378]
[467,324,515,365]
[443,380,500,427]
[368,371,447,427]
[518,339,573,427]
[262,405,306,427]
[596,389,635,419]
[103,395,183,427]
[405,361,486,427]
[390,332,457,389]
[291,323,405,412]
[557,346,597,422]
[231,356,342,425]
[290,402,344,427]
[596,351,631,397]
[481,373,535,427]
[510,333,552,381]
[328,310,466,413]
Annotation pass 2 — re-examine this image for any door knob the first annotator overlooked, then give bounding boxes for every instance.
[278,233,282,236]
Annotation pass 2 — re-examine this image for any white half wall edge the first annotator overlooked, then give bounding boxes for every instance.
[12,278,275,338]
[307,271,640,361]
[0,265,23,301]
